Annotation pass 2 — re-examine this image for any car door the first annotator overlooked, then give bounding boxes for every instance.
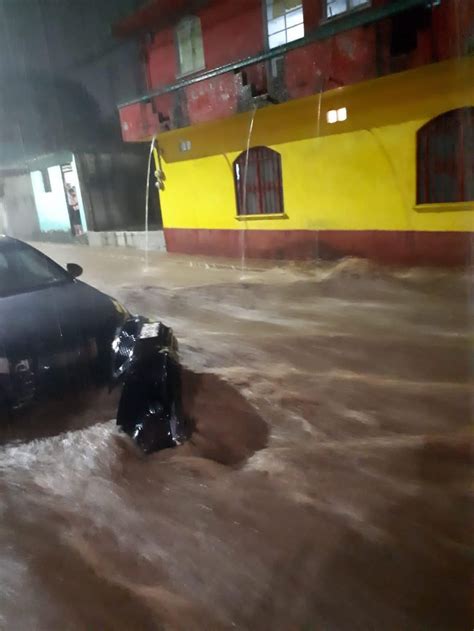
[0,285,63,407]
[6,244,102,392]
[0,243,66,406]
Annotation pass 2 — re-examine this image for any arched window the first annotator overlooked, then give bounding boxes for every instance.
[234,147,284,216]
[176,16,205,76]
[417,107,474,205]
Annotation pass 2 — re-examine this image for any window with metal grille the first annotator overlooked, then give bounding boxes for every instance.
[176,16,205,76]
[265,0,304,50]
[417,108,474,205]
[234,147,284,216]
[326,0,370,19]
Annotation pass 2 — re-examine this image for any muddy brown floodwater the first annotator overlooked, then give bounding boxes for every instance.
[0,243,471,630]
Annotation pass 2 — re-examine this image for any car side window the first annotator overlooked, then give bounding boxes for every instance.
[14,248,65,284]
[0,245,70,296]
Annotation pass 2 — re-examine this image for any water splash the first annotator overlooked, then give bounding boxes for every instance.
[314,84,324,263]
[316,83,323,140]
[144,135,157,272]
[240,105,258,279]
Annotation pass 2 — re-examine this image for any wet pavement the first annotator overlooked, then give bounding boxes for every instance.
[0,243,471,630]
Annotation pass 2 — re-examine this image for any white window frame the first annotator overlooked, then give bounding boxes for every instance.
[175,15,205,77]
[325,0,371,20]
[265,0,305,50]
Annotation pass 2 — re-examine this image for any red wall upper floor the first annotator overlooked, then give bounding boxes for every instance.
[118,0,474,141]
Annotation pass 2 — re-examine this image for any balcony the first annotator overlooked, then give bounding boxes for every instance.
[116,0,454,143]
[118,60,272,142]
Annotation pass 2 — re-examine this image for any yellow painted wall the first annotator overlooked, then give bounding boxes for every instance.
[158,116,473,234]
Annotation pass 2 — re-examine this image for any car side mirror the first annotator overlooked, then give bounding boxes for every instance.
[67,263,83,279]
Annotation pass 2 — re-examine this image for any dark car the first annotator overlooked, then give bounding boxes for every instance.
[0,236,128,412]
[0,237,186,453]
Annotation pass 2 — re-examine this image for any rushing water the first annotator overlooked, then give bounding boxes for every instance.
[240,105,258,277]
[144,135,157,272]
[1,244,471,630]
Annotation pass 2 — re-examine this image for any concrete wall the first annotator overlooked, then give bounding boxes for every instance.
[31,166,70,233]
[0,173,40,239]
[88,229,165,251]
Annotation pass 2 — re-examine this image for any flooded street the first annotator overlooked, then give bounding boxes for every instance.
[1,243,471,630]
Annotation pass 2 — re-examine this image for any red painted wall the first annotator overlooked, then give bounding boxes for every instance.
[283,27,377,101]
[141,0,264,127]
[146,29,177,88]
[433,0,474,58]
[185,74,239,125]
[119,102,156,142]
[164,228,472,266]
[119,0,474,141]
[143,0,264,91]
[200,0,264,67]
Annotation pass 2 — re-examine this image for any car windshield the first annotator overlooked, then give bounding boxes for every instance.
[0,243,70,297]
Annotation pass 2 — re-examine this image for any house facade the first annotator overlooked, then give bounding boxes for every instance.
[115,0,474,265]
[0,149,153,244]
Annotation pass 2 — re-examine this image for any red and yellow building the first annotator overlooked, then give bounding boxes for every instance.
[115,0,473,265]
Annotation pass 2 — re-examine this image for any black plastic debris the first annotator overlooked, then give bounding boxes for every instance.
[111,317,187,454]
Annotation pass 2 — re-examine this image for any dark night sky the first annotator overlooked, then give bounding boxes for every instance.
[0,0,145,115]
[0,0,147,163]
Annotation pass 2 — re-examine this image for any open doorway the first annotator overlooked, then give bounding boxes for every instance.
[60,163,85,236]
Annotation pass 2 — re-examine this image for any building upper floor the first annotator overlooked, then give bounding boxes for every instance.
[114,0,474,142]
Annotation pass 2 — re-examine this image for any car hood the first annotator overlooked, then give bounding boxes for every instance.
[0,280,122,359]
